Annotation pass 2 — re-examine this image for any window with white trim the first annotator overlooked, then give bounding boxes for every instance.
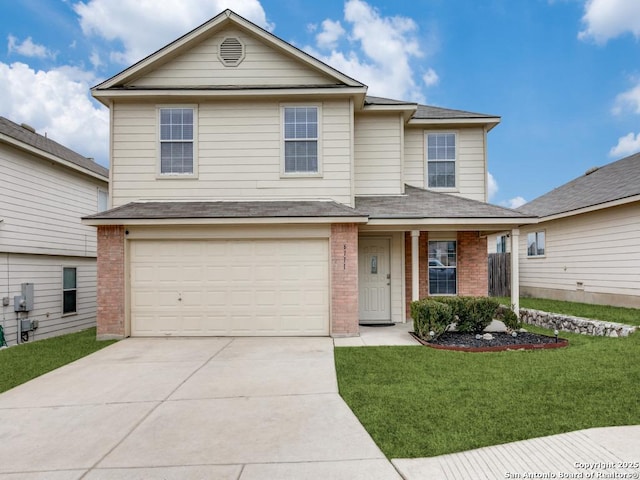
[283,106,319,174]
[159,108,194,175]
[428,240,457,295]
[527,231,545,257]
[426,132,456,188]
[97,189,108,212]
[63,267,77,314]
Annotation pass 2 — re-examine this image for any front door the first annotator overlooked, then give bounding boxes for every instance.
[358,237,391,323]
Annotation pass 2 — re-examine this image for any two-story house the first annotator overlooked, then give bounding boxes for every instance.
[84,10,535,340]
[1,117,109,345]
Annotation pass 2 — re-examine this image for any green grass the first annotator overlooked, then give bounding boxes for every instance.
[0,328,116,394]
[335,325,640,459]
[496,297,640,326]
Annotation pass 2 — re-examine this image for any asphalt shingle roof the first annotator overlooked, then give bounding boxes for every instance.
[356,185,533,219]
[0,117,108,179]
[364,96,499,120]
[518,152,640,217]
[84,200,367,220]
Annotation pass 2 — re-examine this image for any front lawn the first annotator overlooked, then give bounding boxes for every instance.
[0,328,116,394]
[496,297,640,326]
[335,325,640,458]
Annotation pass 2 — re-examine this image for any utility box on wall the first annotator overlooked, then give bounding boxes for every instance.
[13,283,34,312]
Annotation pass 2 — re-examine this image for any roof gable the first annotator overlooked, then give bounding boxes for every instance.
[518,152,640,218]
[93,10,364,93]
[0,117,108,181]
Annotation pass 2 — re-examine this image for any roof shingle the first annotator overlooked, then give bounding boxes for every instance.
[356,185,534,219]
[0,117,108,179]
[518,152,640,217]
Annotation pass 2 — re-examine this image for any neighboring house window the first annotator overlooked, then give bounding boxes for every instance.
[426,132,456,188]
[283,106,319,174]
[97,189,108,212]
[63,267,77,314]
[527,231,545,257]
[159,107,195,175]
[428,240,457,295]
[496,235,507,253]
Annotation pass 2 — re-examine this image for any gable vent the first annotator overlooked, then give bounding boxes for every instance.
[218,37,245,66]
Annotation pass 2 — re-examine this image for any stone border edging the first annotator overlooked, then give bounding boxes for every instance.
[409,332,569,352]
[518,308,637,337]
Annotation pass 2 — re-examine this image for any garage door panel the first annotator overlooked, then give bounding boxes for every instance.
[130,238,329,336]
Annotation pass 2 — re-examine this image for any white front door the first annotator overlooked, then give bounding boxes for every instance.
[358,237,391,323]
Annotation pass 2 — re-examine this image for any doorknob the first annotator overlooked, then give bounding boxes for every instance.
[386,273,391,279]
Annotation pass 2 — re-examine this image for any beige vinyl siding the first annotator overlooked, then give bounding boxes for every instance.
[0,253,96,346]
[111,99,352,206]
[403,127,486,202]
[354,113,402,195]
[0,144,106,257]
[129,28,335,88]
[519,203,640,304]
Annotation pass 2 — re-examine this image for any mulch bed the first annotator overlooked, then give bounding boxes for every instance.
[410,331,569,352]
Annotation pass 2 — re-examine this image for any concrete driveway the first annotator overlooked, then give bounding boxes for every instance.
[0,337,401,479]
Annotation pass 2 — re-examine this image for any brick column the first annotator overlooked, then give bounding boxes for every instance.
[96,225,125,340]
[457,231,488,297]
[330,223,359,337]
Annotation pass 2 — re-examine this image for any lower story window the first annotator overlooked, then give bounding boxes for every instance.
[428,240,457,295]
[527,231,545,257]
[63,267,77,314]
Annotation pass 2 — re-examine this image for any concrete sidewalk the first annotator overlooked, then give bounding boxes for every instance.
[0,337,401,479]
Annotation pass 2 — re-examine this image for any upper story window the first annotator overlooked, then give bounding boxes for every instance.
[97,189,108,212]
[159,107,196,176]
[527,231,545,257]
[426,132,456,188]
[283,106,319,174]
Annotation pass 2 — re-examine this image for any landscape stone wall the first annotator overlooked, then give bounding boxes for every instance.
[519,308,637,338]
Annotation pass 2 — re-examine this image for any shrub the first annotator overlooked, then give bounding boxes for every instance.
[410,299,453,340]
[432,296,500,334]
[496,305,522,330]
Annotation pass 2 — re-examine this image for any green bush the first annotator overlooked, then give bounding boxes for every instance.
[496,305,522,330]
[431,296,500,334]
[410,299,453,340]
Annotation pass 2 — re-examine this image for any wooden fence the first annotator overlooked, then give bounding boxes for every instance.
[488,252,511,297]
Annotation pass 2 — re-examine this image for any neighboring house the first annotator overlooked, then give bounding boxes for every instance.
[516,152,640,308]
[83,10,535,339]
[0,117,109,345]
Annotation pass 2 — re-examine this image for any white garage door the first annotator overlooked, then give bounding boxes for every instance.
[130,239,329,336]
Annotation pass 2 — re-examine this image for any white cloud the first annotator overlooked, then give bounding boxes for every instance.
[612,82,640,115]
[73,0,272,64]
[609,132,640,157]
[422,68,439,87]
[7,35,56,59]
[578,0,640,43]
[0,62,109,165]
[316,20,346,49]
[305,0,437,103]
[501,196,527,209]
[487,172,498,200]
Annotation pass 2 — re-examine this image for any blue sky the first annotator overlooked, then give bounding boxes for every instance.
[1,0,640,207]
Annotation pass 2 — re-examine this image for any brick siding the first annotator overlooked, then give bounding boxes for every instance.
[330,223,359,336]
[457,231,488,296]
[96,225,125,340]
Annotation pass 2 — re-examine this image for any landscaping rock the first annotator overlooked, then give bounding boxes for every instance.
[518,308,637,337]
